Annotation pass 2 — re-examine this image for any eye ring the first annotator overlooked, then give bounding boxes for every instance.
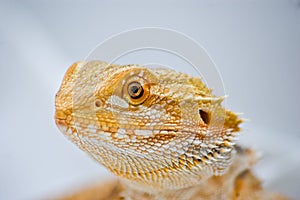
[127,81,144,99]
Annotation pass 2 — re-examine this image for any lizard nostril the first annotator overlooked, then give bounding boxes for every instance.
[199,110,210,125]
[95,100,101,107]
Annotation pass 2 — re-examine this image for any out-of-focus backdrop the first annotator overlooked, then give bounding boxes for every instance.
[1,1,300,199]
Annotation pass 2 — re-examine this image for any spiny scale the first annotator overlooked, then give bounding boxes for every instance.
[55,61,288,200]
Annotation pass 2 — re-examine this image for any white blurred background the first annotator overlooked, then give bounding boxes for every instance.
[0,0,300,199]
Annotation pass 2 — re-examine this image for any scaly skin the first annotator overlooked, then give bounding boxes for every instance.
[55,61,287,200]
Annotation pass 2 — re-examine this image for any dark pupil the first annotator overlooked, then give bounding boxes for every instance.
[128,82,144,99]
[130,85,139,94]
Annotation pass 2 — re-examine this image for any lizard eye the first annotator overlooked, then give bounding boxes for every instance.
[128,82,144,99]
[123,78,150,106]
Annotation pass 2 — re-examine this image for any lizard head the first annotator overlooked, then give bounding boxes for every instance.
[55,61,242,191]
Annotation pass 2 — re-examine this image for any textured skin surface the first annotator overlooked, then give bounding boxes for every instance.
[55,61,287,200]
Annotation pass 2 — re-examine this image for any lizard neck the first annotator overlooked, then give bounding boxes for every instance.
[87,141,215,191]
[120,179,200,200]
[118,148,254,200]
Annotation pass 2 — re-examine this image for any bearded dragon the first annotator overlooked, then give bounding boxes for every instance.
[55,61,288,200]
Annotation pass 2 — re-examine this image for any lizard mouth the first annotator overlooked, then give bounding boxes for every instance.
[54,110,68,132]
[55,110,67,121]
[54,108,74,134]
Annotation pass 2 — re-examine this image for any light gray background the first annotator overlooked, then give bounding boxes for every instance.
[0,1,300,199]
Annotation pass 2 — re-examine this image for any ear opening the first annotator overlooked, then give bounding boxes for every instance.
[199,110,210,125]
